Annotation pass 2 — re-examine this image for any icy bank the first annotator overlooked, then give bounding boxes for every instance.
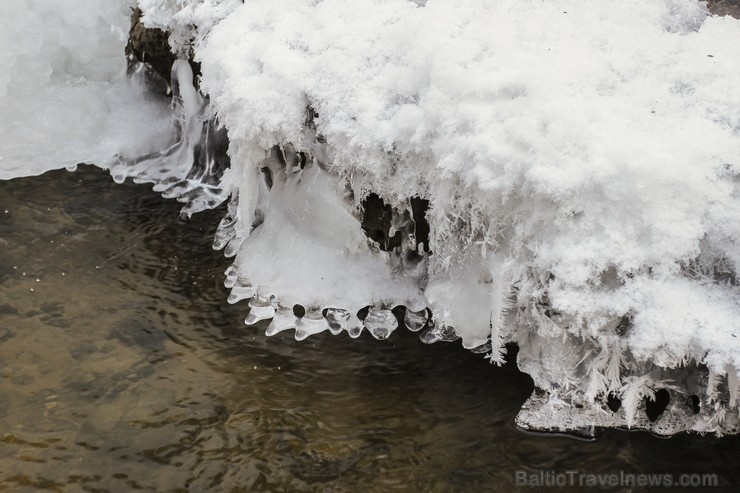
[0,0,172,179]
[2,0,740,437]
[125,0,740,436]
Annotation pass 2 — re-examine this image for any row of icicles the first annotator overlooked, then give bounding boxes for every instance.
[221,262,490,351]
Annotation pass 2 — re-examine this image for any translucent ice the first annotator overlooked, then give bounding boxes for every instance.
[363,308,399,341]
[109,60,232,219]
[244,294,276,326]
[403,308,428,333]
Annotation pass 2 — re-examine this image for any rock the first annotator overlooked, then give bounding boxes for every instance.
[707,0,740,18]
[125,8,200,94]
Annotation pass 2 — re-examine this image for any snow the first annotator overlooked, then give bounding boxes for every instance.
[193,0,740,358]
[0,0,173,180]
[189,0,740,433]
[137,0,242,53]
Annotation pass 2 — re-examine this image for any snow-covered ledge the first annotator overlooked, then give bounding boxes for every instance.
[119,0,740,437]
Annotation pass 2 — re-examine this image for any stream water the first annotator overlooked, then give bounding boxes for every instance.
[1,166,739,492]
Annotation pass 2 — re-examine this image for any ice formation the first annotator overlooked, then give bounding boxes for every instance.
[0,0,173,179]
[3,0,740,437]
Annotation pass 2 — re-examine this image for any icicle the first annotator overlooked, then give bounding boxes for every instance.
[295,308,331,341]
[110,59,230,218]
[325,308,350,335]
[223,235,243,258]
[227,275,255,304]
[403,308,428,332]
[266,305,298,336]
[488,256,510,365]
[605,338,625,395]
[347,314,364,339]
[727,365,740,408]
[420,321,459,344]
[707,370,721,403]
[223,265,238,289]
[213,197,239,251]
[244,294,276,325]
[363,307,398,340]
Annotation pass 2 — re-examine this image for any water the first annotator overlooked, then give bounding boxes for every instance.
[1,166,739,492]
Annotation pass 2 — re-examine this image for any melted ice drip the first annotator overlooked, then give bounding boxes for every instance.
[109,60,231,219]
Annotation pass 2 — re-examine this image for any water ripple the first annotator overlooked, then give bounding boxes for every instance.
[0,167,739,491]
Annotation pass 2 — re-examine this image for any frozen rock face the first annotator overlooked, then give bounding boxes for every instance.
[121,0,740,436]
[125,7,179,92]
[707,0,740,18]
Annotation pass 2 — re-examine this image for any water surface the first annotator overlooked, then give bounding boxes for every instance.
[1,166,739,492]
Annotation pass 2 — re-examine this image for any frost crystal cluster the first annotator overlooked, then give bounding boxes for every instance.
[3,0,740,436]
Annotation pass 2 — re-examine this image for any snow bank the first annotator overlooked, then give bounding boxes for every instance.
[0,0,172,179]
[160,0,740,434]
[195,0,740,347]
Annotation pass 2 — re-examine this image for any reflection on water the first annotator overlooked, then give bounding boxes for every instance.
[0,166,739,492]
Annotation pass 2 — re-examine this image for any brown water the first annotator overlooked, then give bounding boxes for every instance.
[0,166,739,492]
